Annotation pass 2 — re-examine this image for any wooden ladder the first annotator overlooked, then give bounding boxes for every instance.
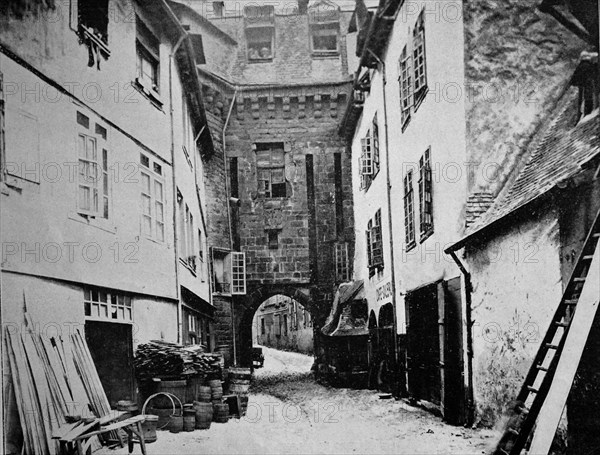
[493,208,600,455]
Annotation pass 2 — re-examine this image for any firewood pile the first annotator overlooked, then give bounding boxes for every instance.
[134,340,222,381]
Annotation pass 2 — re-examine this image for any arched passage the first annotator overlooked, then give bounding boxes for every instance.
[251,294,313,354]
[236,285,316,368]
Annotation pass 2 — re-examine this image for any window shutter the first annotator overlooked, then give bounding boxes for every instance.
[360,136,373,175]
[372,210,383,268]
[366,228,372,268]
[231,252,246,295]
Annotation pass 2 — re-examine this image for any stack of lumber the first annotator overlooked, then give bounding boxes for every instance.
[134,340,222,381]
[5,310,113,454]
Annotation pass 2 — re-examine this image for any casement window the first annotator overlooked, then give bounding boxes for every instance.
[182,98,195,168]
[76,0,109,45]
[211,248,247,295]
[245,6,275,61]
[413,11,428,107]
[84,287,132,323]
[231,252,246,295]
[359,114,380,191]
[140,154,165,242]
[256,143,286,198]
[77,112,109,219]
[366,209,384,275]
[136,16,160,96]
[187,312,198,344]
[399,45,413,128]
[419,147,434,239]
[403,170,416,249]
[177,193,196,271]
[335,242,350,282]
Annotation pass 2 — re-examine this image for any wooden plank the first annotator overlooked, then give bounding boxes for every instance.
[528,244,600,454]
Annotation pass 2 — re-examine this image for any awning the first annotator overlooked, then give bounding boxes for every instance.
[181,286,215,320]
[321,281,368,337]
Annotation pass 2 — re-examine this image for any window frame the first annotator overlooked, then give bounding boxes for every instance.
[335,241,350,282]
[256,143,287,199]
[77,113,109,219]
[244,6,275,62]
[403,170,416,250]
[310,22,340,55]
[83,287,133,324]
[399,45,413,129]
[412,11,428,109]
[418,147,434,241]
[135,15,161,101]
[231,251,247,295]
[140,153,165,243]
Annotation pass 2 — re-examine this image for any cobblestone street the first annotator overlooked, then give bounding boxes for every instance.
[100,348,496,455]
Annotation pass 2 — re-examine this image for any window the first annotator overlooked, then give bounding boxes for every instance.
[419,148,434,239]
[399,45,413,128]
[211,249,246,295]
[256,143,286,198]
[177,193,196,271]
[403,170,416,249]
[182,97,195,168]
[136,16,160,95]
[335,242,350,282]
[213,1,224,17]
[413,11,428,107]
[140,154,165,242]
[77,0,109,45]
[359,114,380,191]
[84,287,132,323]
[261,317,266,335]
[198,229,205,281]
[268,230,279,249]
[77,113,109,219]
[245,6,275,61]
[187,313,198,344]
[310,23,339,54]
[231,252,246,295]
[366,209,383,275]
[283,314,288,336]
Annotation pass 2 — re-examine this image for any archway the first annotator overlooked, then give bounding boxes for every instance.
[236,285,316,368]
[251,294,313,355]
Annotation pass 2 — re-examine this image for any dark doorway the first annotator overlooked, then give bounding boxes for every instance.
[441,277,465,425]
[85,321,134,408]
[406,282,441,407]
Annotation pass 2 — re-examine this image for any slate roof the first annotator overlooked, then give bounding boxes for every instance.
[448,86,600,251]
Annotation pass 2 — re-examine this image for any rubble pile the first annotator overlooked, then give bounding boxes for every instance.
[134,340,222,381]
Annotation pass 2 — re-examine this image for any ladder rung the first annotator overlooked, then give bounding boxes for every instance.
[545,344,559,350]
[582,255,594,261]
[574,277,587,282]
[564,299,578,305]
[527,386,539,393]
[536,364,549,372]
[593,233,600,239]
[555,321,569,327]
[507,427,519,435]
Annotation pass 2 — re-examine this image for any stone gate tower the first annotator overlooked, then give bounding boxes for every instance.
[173,0,355,366]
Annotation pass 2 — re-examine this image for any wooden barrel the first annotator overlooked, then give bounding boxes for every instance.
[215,344,231,366]
[198,386,212,403]
[140,415,158,443]
[153,379,187,408]
[168,415,184,433]
[183,408,195,432]
[209,380,223,401]
[193,401,213,430]
[213,403,229,423]
[238,396,249,417]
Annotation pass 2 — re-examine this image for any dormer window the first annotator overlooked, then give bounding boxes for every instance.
[245,6,275,61]
[309,0,340,56]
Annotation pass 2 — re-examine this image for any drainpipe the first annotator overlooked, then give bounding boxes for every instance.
[223,90,238,365]
[170,34,186,344]
[367,49,401,394]
[448,249,475,426]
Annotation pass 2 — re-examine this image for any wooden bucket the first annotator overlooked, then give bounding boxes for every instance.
[193,401,213,430]
[183,408,195,432]
[213,403,229,423]
[168,415,184,433]
[140,415,158,443]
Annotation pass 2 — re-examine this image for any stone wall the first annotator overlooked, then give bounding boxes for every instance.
[464,0,587,195]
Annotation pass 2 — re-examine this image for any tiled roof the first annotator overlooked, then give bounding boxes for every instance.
[450,87,600,250]
[465,192,495,229]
